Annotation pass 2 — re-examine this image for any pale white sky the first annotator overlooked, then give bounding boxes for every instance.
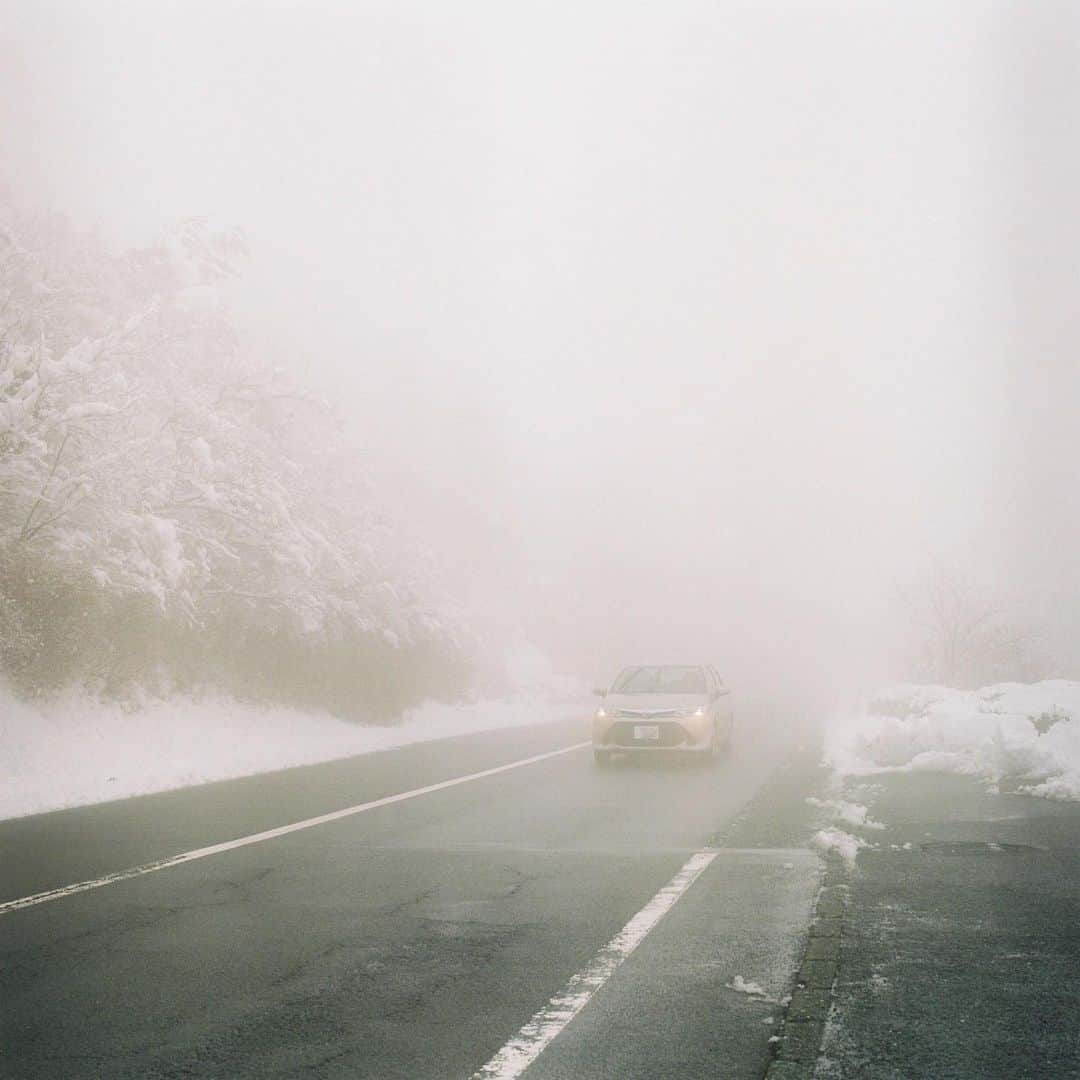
[6,1,1070,693]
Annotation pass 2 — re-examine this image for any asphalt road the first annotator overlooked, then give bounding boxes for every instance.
[0,705,822,1079]
[817,771,1080,1079]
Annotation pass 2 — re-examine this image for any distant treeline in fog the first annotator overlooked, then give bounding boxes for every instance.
[0,197,469,717]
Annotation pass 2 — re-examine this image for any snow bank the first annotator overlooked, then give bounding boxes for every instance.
[826,680,1080,801]
[0,683,586,821]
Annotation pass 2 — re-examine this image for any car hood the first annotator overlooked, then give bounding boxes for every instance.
[602,693,707,715]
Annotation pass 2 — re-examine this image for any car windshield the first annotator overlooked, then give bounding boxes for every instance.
[611,666,707,694]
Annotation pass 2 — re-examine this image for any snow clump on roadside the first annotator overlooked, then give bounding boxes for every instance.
[726,975,771,998]
[806,796,885,830]
[812,827,868,868]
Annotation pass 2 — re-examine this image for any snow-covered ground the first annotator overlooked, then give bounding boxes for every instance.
[826,680,1080,802]
[0,683,587,821]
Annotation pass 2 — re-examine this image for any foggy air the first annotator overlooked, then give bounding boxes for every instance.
[2,4,1078,1078]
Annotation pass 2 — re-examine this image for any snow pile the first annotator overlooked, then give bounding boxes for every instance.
[0,682,586,821]
[826,680,1080,801]
[811,828,868,867]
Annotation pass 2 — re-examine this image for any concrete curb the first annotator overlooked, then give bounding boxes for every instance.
[762,857,848,1079]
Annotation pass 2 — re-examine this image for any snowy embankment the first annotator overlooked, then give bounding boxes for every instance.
[0,684,587,821]
[826,680,1080,802]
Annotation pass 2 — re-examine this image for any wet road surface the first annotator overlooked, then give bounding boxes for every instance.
[1,706,823,1079]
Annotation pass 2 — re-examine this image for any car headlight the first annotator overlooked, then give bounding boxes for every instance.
[686,706,706,719]
[595,706,608,719]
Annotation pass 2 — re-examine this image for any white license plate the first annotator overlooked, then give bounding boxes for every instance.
[633,724,660,741]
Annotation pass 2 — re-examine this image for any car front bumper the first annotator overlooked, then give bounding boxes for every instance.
[592,715,712,753]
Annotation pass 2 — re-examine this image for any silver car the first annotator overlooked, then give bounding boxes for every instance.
[591,664,734,765]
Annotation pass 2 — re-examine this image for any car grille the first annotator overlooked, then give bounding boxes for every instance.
[613,708,683,720]
[607,721,690,748]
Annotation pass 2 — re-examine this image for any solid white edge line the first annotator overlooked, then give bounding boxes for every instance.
[471,847,720,1080]
[0,740,591,917]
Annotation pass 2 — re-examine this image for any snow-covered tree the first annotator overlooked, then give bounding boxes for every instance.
[0,195,469,712]
[901,561,1044,688]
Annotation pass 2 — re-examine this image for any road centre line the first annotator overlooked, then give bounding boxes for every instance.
[471,847,719,1080]
[0,740,591,917]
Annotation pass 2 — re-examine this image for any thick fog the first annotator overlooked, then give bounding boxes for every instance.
[4,1,1077,703]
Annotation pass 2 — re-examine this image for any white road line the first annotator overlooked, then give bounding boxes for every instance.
[0,740,591,917]
[471,847,719,1080]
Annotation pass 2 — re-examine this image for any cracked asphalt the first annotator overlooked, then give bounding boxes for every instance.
[0,706,823,1079]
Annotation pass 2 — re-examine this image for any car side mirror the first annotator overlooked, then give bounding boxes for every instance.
[593,687,607,697]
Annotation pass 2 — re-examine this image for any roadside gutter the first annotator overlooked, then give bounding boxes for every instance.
[763,857,847,1079]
